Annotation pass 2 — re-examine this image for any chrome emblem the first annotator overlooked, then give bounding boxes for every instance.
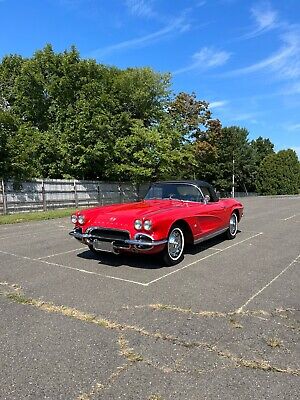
[110,217,117,222]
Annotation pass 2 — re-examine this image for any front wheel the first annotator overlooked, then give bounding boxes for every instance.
[162,226,185,266]
[226,213,238,239]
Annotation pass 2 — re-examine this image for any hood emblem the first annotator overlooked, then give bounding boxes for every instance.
[110,217,117,222]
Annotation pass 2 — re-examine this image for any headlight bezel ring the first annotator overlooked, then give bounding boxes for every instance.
[134,219,143,230]
[143,219,152,231]
[71,214,78,224]
[77,215,85,225]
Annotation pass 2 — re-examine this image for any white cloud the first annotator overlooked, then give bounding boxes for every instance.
[125,0,155,19]
[88,18,188,59]
[292,146,300,158]
[231,112,258,124]
[209,100,229,109]
[234,2,278,41]
[173,47,231,75]
[224,31,300,80]
[247,1,278,38]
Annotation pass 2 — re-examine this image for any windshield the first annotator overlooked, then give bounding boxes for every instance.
[145,183,203,202]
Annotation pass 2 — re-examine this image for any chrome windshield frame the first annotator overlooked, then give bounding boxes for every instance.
[145,182,205,203]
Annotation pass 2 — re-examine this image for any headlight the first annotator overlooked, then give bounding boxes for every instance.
[143,220,152,231]
[71,214,77,224]
[134,219,142,230]
[77,215,85,225]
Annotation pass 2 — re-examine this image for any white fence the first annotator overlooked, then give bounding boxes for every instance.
[0,179,150,214]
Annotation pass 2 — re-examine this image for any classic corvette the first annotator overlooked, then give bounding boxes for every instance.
[69,180,244,266]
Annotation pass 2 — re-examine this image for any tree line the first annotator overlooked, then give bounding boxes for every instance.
[0,45,299,194]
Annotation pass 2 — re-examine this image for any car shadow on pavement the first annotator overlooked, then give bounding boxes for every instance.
[185,230,241,255]
[76,230,242,269]
[77,250,164,269]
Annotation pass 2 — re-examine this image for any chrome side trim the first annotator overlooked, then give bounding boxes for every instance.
[194,227,227,244]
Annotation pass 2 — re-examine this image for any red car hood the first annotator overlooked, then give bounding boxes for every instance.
[84,200,185,227]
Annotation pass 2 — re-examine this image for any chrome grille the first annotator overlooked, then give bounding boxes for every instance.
[87,228,130,242]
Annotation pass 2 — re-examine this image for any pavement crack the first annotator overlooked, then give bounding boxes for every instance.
[118,335,143,363]
[2,287,299,378]
[75,363,131,400]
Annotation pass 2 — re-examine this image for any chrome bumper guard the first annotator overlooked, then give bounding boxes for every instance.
[69,230,167,247]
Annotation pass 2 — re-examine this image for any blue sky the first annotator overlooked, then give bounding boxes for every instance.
[0,0,300,156]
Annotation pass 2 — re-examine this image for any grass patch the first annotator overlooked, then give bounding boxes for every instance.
[6,292,33,304]
[0,208,77,225]
[3,288,300,377]
[266,337,282,348]
[118,335,143,362]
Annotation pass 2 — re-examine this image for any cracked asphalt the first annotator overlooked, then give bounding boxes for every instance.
[0,195,299,399]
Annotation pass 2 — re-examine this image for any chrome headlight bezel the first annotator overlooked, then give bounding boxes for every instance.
[71,214,78,224]
[134,219,143,230]
[143,219,152,231]
[77,215,85,225]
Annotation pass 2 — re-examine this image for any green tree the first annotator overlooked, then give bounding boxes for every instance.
[167,92,222,179]
[0,111,18,178]
[251,136,274,165]
[109,119,188,183]
[257,149,300,195]
[0,45,173,180]
[195,126,255,192]
[169,92,218,141]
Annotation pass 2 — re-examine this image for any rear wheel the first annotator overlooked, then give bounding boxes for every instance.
[226,212,238,239]
[162,226,185,266]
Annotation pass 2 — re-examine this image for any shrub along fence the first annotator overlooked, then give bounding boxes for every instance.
[0,179,150,215]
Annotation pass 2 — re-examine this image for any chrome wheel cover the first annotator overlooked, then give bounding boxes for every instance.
[168,228,184,260]
[229,214,238,236]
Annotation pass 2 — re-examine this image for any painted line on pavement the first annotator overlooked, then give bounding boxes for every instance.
[0,232,264,288]
[37,247,85,259]
[146,232,263,286]
[236,254,300,313]
[281,214,299,221]
[0,248,148,287]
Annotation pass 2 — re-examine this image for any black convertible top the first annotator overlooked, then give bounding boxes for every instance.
[152,180,219,202]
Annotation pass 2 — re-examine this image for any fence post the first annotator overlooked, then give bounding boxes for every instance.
[42,180,47,211]
[97,182,101,205]
[74,180,78,208]
[118,184,122,203]
[1,179,7,215]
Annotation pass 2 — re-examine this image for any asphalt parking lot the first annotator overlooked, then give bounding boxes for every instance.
[0,196,299,399]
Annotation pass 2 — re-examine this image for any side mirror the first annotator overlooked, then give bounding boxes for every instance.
[204,194,210,204]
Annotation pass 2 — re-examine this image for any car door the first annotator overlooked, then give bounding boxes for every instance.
[196,185,228,236]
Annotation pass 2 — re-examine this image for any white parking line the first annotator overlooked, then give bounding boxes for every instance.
[0,232,43,240]
[146,232,263,286]
[0,232,264,288]
[235,254,300,313]
[37,247,84,259]
[38,258,148,286]
[0,248,148,286]
[281,214,299,221]
[0,225,67,240]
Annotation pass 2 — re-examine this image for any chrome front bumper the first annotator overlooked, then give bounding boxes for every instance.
[69,229,167,249]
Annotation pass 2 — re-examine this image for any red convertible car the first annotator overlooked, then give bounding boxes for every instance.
[69,181,244,266]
